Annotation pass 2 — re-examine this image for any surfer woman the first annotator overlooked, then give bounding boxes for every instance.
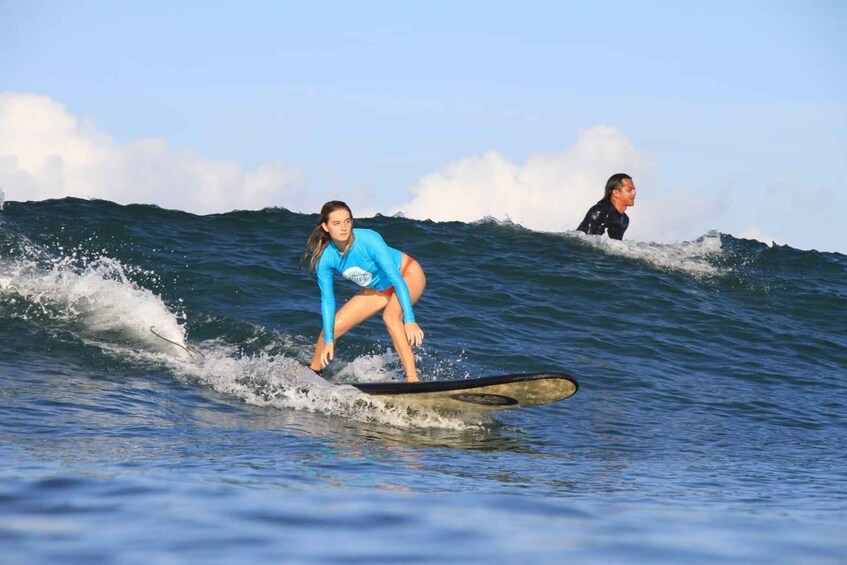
[301,200,426,383]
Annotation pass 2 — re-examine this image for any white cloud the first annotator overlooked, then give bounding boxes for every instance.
[739,226,780,247]
[0,91,306,214]
[390,126,644,232]
[389,126,716,243]
[1,92,734,246]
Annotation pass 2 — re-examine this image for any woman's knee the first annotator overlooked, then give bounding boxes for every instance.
[382,310,404,332]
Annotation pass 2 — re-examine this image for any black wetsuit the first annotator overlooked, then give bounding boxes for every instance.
[576,200,629,240]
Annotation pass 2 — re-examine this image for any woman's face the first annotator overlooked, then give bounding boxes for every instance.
[322,208,352,244]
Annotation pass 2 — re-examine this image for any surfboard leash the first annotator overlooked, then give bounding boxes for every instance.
[150,326,205,361]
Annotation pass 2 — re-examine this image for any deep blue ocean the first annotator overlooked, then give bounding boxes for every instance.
[1,196,845,564]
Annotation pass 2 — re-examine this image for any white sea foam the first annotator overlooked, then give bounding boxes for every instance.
[163,346,478,430]
[0,250,187,351]
[0,246,477,430]
[570,230,725,277]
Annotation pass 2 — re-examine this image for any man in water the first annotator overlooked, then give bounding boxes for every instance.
[576,173,637,240]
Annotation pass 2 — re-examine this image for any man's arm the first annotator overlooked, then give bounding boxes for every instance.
[577,203,608,236]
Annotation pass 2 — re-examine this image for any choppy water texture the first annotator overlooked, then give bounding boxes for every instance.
[1,197,846,564]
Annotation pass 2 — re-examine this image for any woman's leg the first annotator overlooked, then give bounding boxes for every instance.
[382,257,427,381]
[310,292,389,371]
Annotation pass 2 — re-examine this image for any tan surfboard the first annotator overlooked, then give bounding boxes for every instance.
[350,372,578,412]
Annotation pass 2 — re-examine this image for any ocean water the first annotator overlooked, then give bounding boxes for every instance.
[1,196,845,564]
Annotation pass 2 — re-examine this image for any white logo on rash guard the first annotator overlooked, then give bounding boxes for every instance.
[342,267,372,287]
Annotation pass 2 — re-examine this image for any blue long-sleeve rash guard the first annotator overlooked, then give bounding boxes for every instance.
[316,228,416,343]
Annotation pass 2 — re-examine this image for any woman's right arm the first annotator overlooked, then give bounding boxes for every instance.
[316,262,336,343]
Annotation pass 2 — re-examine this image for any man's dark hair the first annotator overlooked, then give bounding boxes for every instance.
[602,173,632,202]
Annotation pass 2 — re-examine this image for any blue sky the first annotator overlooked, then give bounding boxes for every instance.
[2,1,845,252]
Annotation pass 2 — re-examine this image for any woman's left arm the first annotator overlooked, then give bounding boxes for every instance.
[370,234,416,324]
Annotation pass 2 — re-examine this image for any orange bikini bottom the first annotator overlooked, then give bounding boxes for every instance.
[377,256,416,297]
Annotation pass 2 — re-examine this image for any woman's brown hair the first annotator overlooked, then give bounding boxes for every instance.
[300,200,353,271]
